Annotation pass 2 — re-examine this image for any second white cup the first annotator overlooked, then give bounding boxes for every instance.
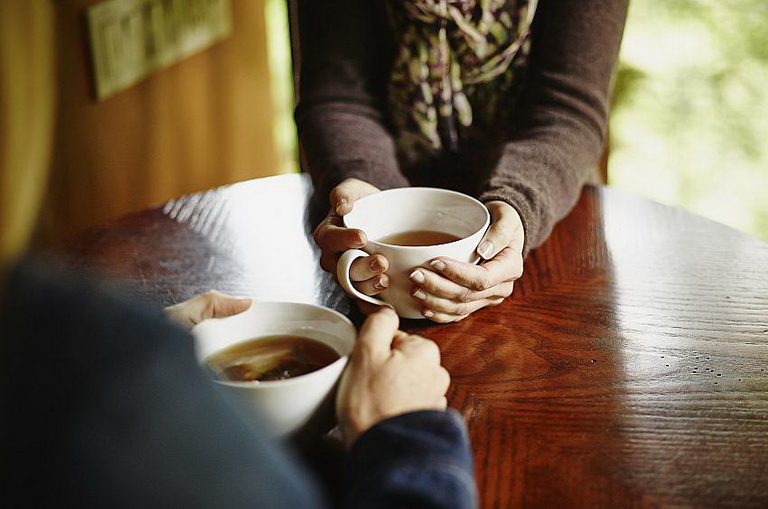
[337,187,490,319]
[192,302,356,438]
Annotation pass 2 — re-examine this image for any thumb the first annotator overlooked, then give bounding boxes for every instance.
[329,178,379,216]
[477,201,524,260]
[211,294,252,319]
[163,291,251,329]
[356,307,399,362]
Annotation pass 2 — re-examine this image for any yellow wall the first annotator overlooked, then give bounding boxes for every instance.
[42,0,286,243]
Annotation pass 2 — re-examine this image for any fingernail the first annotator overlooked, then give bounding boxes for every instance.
[335,198,348,215]
[409,270,425,284]
[370,257,384,272]
[430,259,446,271]
[477,240,494,259]
[423,309,434,318]
[374,276,388,290]
[412,289,426,300]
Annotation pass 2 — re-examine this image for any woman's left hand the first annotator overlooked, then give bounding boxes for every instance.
[407,201,525,323]
[164,290,252,329]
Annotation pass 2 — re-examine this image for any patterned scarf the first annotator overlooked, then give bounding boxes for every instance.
[387,0,538,158]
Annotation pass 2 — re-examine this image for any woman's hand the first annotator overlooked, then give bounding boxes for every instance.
[313,178,390,297]
[336,307,450,447]
[407,201,525,323]
[164,290,252,329]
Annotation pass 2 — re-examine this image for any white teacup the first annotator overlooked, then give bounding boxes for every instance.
[191,302,356,438]
[337,187,490,319]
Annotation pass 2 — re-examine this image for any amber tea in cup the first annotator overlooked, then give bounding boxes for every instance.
[192,302,356,438]
[377,230,462,247]
[205,335,340,383]
[339,187,490,318]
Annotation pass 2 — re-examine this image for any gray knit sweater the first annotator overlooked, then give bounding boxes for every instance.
[295,0,629,253]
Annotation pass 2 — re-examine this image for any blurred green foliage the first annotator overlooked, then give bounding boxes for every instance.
[610,0,768,240]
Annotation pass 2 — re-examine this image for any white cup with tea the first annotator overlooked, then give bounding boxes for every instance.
[191,302,356,438]
[337,187,490,319]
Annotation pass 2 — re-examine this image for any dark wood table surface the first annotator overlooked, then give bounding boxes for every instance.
[59,173,768,508]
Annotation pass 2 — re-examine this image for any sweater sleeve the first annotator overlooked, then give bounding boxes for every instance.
[295,0,409,202]
[343,410,477,509]
[478,0,629,252]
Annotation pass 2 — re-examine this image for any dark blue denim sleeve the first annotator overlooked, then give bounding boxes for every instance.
[344,409,477,509]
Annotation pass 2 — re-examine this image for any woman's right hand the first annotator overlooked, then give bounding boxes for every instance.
[335,307,451,447]
[313,178,389,298]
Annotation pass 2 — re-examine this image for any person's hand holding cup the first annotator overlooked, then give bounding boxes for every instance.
[336,307,450,447]
[336,186,490,319]
[313,179,388,297]
[315,179,525,322]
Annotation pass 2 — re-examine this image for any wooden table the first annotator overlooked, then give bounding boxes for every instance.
[60,173,768,508]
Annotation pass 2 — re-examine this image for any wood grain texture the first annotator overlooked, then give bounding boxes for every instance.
[58,173,768,508]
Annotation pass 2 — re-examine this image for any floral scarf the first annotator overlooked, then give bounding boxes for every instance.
[387,0,538,158]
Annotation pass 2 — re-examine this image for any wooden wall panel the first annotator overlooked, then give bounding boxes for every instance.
[43,0,284,243]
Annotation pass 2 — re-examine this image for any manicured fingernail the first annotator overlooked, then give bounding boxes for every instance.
[370,257,384,272]
[412,289,426,300]
[374,276,388,290]
[430,259,446,271]
[423,309,434,318]
[477,240,494,259]
[409,270,425,284]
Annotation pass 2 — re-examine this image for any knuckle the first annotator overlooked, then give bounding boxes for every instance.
[424,339,441,358]
[430,313,450,324]
[313,222,329,246]
[438,366,451,388]
[511,259,524,280]
[411,335,432,349]
[312,225,324,244]
[202,295,217,314]
[470,271,492,292]
[459,286,474,303]
[487,297,504,308]
[482,271,492,290]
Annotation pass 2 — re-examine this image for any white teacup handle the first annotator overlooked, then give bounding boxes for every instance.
[336,249,391,309]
